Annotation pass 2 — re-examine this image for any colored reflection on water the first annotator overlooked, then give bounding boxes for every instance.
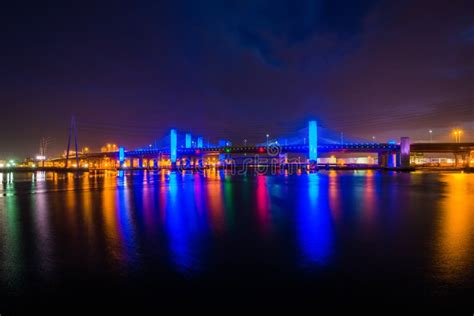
[0,176,23,289]
[328,170,341,222]
[0,170,473,307]
[223,175,236,230]
[205,171,225,235]
[116,177,137,266]
[297,173,334,267]
[361,170,377,231]
[256,174,271,234]
[164,171,206,274]
[30,172,53,277]
[102,172,126,267]
[435,173,474,283]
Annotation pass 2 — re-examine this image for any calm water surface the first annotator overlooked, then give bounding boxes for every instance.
[0,170,473,310]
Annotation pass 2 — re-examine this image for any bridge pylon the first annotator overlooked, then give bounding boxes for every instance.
[65,116,79,169]
[170,129,177,169]
[308,120,318,170]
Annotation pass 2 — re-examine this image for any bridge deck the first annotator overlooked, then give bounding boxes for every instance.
[411,143,474,153]
[49,143,402,161]
[127,143,400,156]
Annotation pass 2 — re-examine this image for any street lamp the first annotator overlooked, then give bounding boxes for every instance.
[429,130,433,143]
[244,139,247,146]
[266,134,270,147]
[453,130,463,143]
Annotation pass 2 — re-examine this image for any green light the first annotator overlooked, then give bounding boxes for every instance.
[226,148,230,153]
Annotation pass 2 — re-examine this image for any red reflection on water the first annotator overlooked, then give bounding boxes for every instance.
[256,174,270,233]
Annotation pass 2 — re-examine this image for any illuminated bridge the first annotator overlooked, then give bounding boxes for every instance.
[50,121,415,170]
[127,143,401,155]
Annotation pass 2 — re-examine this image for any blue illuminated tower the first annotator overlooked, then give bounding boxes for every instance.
[185,133,192,148]
[170,129,177,167]
[119,146,125,167]
[308,120,318,163]
[197,136,203,148]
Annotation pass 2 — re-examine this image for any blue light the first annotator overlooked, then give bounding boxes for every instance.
[165,172,203,273]
[298,173,333,265]
[185,133,191,148]
[170,129,177,163]
[119,147,125,165]
[197,136,203,148]
[308,120,318,162]
[387,153,396,168]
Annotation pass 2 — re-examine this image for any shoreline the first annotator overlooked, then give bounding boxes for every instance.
[0,166,471,173]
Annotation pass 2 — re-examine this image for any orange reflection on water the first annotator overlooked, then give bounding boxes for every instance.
[81,174,96,245]
[363,170,376,228]
[159,171,169,222]
[31,175,53,276]
[328,171,341,221]
[101,174,125,265]
[64,173,79,239]
[206,172,225,234]
[436,173,474,282]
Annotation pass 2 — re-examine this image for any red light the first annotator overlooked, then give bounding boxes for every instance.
[195,150,201,154]
[258,147,265,153]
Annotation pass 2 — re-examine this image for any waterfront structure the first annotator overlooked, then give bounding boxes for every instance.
[17,120,473,171]
[35,121,427,170]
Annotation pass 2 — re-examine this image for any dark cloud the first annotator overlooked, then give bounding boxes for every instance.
[462,25,474,42]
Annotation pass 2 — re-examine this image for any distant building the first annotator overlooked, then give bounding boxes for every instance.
[101,143,118,153]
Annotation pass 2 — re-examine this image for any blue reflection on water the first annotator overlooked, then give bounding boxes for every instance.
[165,172,202,274]
[116,181,137,266]
[0,177,24,289]
[298,173,334,267]
[1,169,474,305]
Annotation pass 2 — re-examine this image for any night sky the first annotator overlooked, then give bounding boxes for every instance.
[1,0,473,158]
